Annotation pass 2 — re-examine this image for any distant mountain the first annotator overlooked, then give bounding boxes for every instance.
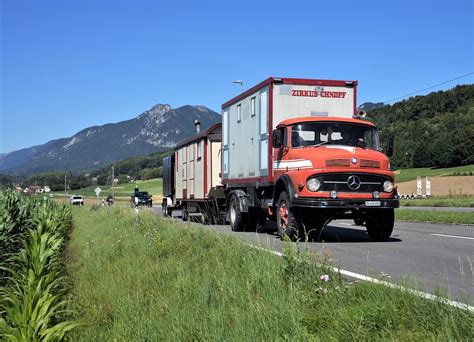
[358,102,385,112]
[0,104,220,176]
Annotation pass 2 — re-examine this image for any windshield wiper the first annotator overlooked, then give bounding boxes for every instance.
[305,141,330,148]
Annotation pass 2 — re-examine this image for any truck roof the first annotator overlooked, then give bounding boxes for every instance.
[222,77,357,109]
[277,116,376,127]
[174,123,222,150]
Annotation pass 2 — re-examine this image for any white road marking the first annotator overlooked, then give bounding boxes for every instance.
[430,233,474,240]
[248,244,474,313]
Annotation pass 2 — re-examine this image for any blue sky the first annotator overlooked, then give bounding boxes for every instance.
[1,0,472,153]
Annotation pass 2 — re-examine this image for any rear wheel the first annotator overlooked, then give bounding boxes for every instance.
[276,192,301,241]
[229,195,244,231]
[162,199,168,216]
[366,209,394,241]
[182,207,189,222]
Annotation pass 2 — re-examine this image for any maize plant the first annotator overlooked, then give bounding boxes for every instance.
[0,191,80,341]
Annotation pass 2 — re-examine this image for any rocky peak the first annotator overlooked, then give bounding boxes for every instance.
[139,104,173,119]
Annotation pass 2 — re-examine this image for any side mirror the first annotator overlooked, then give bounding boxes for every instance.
[272,129,283,148]
[386,136,394,157]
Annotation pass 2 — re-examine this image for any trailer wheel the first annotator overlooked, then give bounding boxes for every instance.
[229,195,244,231]
[365,209,394,241]
[182,208,189,222]
[276,192,301,241]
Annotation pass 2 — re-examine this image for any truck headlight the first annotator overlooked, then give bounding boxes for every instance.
[307,178,321,192]
[383,180,394,193]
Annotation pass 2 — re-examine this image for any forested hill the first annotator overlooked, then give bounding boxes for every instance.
[367,84,474,169]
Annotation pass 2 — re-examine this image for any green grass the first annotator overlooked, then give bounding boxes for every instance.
[400,195,474,207]
[63,178,162,198]
[68,207,473,340]
[396,210,474,225]
[395,165,474,183]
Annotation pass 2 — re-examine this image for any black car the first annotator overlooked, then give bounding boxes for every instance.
[131,190,153,207]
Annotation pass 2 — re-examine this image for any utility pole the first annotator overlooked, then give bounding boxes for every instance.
[111,166,115,199]
[233,80,244,93]
[64,174,67,202]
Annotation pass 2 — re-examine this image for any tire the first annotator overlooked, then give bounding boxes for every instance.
[354,217,365,226]
[276,192,301,241]
[162,200,168,216]
[182,208,189,222]
[229,195,244,231]
[365,209,394,241]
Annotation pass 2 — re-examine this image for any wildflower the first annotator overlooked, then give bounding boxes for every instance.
[320,274,330,282]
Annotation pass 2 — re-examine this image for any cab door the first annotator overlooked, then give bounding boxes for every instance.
[272,126,289,179]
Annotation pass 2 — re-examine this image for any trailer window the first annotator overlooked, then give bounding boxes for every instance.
[197,140,203,160]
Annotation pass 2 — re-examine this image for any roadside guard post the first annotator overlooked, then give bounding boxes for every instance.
[95,187,102,206]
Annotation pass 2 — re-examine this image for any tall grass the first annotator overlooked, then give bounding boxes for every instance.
[0,191,80,340]
[69,207,473,340]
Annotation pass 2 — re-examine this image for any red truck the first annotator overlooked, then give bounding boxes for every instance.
[163,77,398,241]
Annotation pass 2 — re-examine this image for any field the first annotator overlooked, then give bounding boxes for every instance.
[396,175,474,197]
[396,210,474,225]
[395,164,474,183]
[67,207,473,340]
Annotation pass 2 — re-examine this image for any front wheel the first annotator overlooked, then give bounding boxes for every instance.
[365,209,394,241]
[276,192,301,241]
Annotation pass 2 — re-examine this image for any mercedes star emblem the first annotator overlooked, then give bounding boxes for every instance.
[347,175,361,190]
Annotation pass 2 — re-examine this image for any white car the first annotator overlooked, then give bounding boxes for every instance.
[70,195,84,206]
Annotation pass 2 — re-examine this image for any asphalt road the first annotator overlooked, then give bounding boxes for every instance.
[153,207,473,305]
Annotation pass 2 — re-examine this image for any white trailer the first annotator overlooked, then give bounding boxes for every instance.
[221,77,357,184]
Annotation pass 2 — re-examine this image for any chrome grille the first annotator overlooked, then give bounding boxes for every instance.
[314,173,389,193]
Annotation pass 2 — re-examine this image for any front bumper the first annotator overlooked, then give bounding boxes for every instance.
[292,197,399,209]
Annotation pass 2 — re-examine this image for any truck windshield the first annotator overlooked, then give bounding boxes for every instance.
[291,122,381,150]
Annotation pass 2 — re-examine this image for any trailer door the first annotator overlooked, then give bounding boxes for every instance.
[259,89,269,176]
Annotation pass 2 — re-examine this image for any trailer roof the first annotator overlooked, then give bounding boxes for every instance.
[277,116,375,127]
[174,123,222,150]
[221,77,358,109]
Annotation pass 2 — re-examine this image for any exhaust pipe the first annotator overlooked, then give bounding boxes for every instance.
[195,119,201,133]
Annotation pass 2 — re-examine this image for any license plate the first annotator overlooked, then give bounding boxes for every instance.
[365,201,381,207]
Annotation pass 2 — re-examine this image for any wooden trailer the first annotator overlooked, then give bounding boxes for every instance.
[164,123,225,223]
